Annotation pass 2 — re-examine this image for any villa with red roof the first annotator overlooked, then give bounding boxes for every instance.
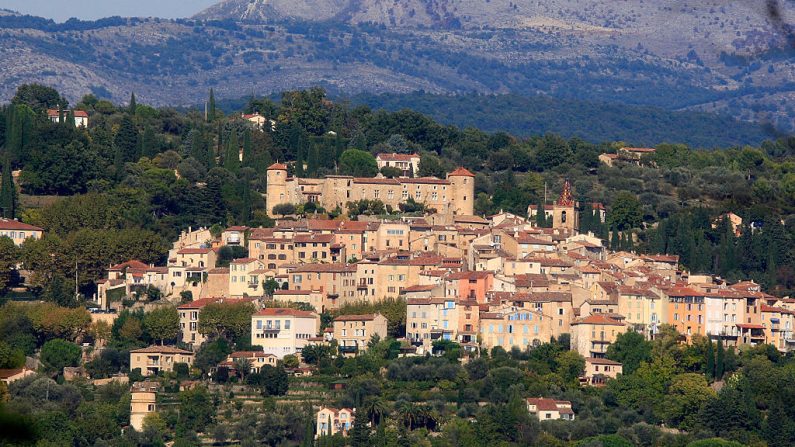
[526,398,575,421]
[375,152,420,177]
[47,109,88,127]
[0,218,43,246]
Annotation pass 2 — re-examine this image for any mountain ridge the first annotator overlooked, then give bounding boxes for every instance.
[0,1,793,131]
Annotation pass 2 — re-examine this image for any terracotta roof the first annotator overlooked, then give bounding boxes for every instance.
[447,271,492,280]
[177,297,221,310]
[267,162,288,170]
[130,346,193,354]
[586,357,622,366]
[109,260,149,271]
[274,290,313,295]
[0,368,29,380]
[230,257,259,264]
[0,218,43,232]
[291,263,355,273]
[294,234,334,243]
[230,351,276,359]
[572,314,625,326]
[225,226,249,232]
[255,308,316,318]
[47,109,88,118]
[621,147,656,153]
[448,167,475,177]
[736,323,765,330]
[401,284,437,293]
[376,153,419,161]
[209,267,229,274]
[527,398,572,413]
[352,177,399,185]
[334,314,381,322]
[398,177,449,185]
[177,248,211,255]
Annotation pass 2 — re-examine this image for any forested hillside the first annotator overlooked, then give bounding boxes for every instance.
[1,84,793,298]
[348,93,772,148]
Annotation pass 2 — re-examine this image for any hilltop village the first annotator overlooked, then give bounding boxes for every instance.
[1,86,794,446]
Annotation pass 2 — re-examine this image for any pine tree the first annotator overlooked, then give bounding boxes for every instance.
[716,338,725,380]
[706,339,715,380]
[224,132,240,173]
[0,155,18,218]
[208,89,216,123]
[129,92,137,115]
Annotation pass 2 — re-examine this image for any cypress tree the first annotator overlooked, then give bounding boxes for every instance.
[242,128,253,167]
[611,228,620,251]
[58,105,64,124]
[140,125,157,159]
[706,339,715,380]
[0,155,18,218]
[716,338,725,380]
[129,92,137,115]
[66,109,76,128]
[240,177,252,224]
[208,89,216,123]
[535,202,546,228]
[307,142,320,177]
[224,132,240,174]
[114,115,139,163]
[625,231,634,251]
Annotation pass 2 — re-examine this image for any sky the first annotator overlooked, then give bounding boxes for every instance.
[0,0,220,22]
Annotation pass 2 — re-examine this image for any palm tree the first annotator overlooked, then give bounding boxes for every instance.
[361,397,389,426]
[395,401,420,430]
[233,358,252,381]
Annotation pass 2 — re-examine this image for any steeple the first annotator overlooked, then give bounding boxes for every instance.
[556,179,574,207]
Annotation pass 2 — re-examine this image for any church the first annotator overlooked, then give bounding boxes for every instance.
[266,163,475,217]
[527,179,580,231]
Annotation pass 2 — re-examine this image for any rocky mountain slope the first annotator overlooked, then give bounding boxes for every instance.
[0,0,793,132]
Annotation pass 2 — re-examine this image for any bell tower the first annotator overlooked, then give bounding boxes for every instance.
[552,179,578,231]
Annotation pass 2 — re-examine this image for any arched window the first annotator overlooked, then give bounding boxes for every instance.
[561,211,567,223]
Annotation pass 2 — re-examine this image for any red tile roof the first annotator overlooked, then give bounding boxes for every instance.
[0,218,43,232]
[267,162,288,170]
[177,248,211,255]
[376,153,419,161]
[334,314,382,322]
[130,346,193,354]
[448,167,475,177]
[572,314,625,326]
[255,308,316,318]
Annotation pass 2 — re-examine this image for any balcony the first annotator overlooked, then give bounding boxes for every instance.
[357,282,368,289]
[338,345,358,354]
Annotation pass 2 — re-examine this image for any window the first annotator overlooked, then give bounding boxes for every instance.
[285,320,291,329]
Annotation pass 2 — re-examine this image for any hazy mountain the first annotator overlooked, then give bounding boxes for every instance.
[0,0,793,133]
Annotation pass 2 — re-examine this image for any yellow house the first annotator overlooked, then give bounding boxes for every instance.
[251,308,320,359]
[130,381,159,431]
[617,286,665,337]
[406,297,459,352]
[220,351,279,373]
[316,407,355,438]
[479,306,554,351]
[333,314,389,355]
[582,357,623,386]
[129,346,194,376]
[0,218,43,246]
[570,314,627,359]
[228,258,266,297]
